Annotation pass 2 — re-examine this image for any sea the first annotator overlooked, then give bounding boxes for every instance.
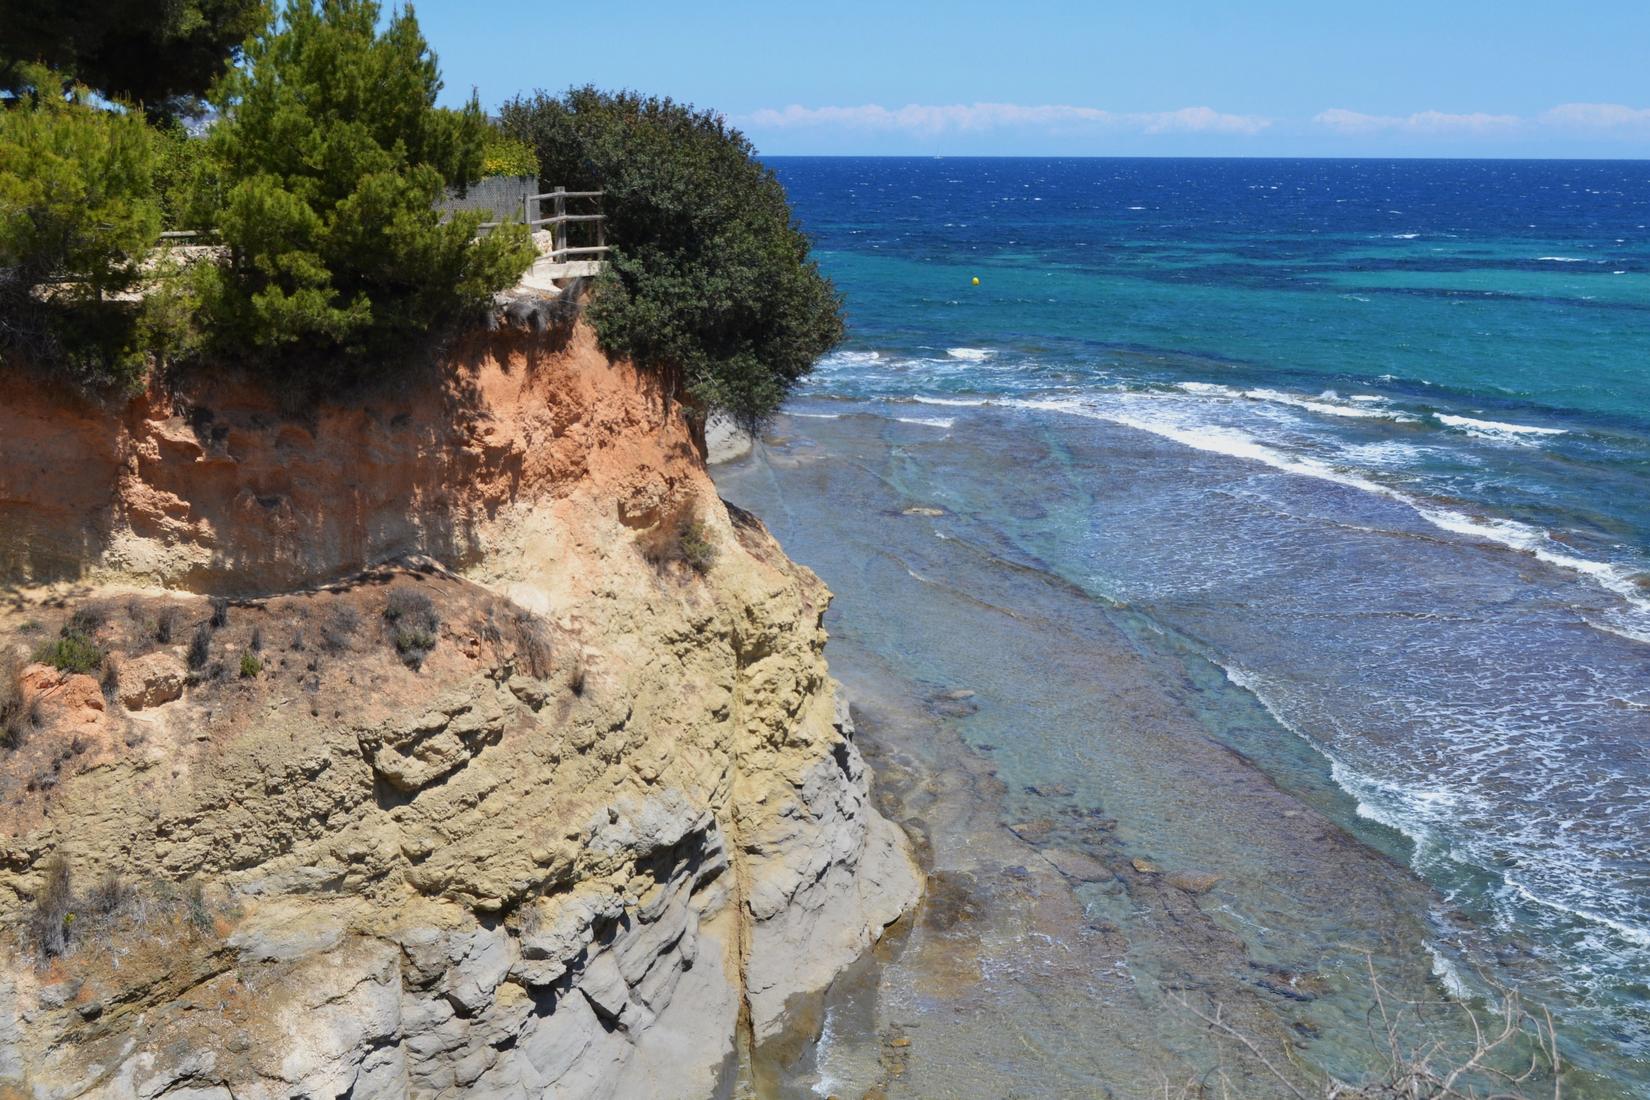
[723,157,1650,1096]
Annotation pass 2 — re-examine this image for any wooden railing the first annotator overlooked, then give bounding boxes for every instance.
[528,187,610,263]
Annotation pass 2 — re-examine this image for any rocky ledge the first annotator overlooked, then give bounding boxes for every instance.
[0,321,920,1098]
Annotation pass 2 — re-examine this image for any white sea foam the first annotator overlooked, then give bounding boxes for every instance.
[1412,507,1650,611]
[946,347,993,361]
[1537,256,1589,263]
[1437,413,1565,442]
[1245,387,1416,421]
[1171,381,1414,422]
[788,411,841,420]
[893,416,955,429]
[1391,233,1420,239]
[1426,943,1475,999]
[910,395,991,407]
[1006,393,1650,632]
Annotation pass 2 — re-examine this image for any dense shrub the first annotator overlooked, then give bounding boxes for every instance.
[239,652,261,678]
[0,0,264,122]
[499,87,844,431]
[383,588,439,668]
[480,128,539,179]
[191,0,535,378]
[0,68,163,386]
[36,614,105,675]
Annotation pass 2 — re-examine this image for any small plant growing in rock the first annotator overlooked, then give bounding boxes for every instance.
[679,519,717,574]
[82,870,133,920]
[238,652,262,679]
[154,605,180,645]
[510,609,554,679]
[28,855,73,961]
[321,604,360,654]
[384,588,439,669]
[209,598,230,630]
[249,626,263,653]
[187,624,212,671]
[2,649,42,750]
[99,656,121,703]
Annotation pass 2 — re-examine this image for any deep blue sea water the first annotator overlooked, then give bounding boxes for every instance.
[757,157,1650,1088]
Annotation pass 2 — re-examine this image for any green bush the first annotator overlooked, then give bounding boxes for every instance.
[499,87,844,432]
[36,629,104,676]
[0,67,163,386]
[480,128,539,179]
[239,652,261,678]
[679,520,717,574]
[192,0,535,377]
[384,587,439,668]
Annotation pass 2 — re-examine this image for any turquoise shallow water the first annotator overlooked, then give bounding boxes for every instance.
[749,157,1650,1091]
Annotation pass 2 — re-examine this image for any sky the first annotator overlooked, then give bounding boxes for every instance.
[419,1,1650,157]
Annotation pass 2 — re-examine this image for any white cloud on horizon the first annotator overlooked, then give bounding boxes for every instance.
[1538,102,1650,131]
[1315,104,1650,138]
[744,102,1272,136]
[741,101,1650,144]
[1313,108,1520,134]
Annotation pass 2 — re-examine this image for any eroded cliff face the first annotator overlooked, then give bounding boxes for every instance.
[0,323,921,1098]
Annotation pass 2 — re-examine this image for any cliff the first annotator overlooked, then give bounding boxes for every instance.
[0,322,921,1097]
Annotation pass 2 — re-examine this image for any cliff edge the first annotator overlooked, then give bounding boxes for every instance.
[0,322,921,1098]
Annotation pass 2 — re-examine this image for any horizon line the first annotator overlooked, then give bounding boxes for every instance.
[754,152,1650,162]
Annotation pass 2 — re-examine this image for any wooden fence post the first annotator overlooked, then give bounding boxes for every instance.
[553,186,566,259]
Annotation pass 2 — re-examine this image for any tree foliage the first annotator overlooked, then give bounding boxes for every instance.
[0,0,266,121]
[192,0,533,376]
[499,87,843,431]
[0,67,162,385]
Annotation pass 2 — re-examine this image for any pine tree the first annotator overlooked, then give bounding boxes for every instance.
[0,66,162,384]
[194,0,533,376]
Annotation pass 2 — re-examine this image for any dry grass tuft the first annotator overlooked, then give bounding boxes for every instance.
[2,648,42,750]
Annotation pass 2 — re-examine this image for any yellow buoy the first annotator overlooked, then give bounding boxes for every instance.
[971,276,980,286]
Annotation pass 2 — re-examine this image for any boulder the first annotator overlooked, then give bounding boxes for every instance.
[118,652,186,710]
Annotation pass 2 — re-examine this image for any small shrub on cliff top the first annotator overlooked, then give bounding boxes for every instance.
[238,652,262,679]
